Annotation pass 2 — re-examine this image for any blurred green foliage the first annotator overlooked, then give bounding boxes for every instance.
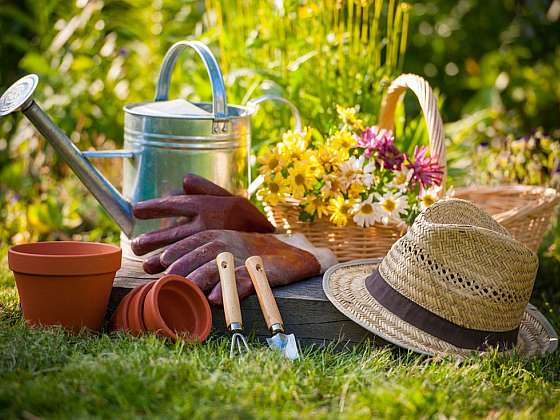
[0,0,559,277]
[0,0,410,244]
[474,130,560,188]
[206,0,409,137]
[406,0,560,132]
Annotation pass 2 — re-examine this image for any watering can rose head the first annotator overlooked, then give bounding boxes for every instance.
[256,106,445,228]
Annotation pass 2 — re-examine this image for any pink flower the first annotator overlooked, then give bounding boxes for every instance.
[357,126,404,170]
[405,146,443,188]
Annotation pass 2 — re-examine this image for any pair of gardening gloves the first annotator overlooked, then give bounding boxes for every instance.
[131,174,337,305]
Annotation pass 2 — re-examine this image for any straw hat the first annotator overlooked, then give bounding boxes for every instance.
[323,199,558,357]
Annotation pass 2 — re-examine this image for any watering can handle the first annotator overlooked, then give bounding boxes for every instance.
[154,40,228,120]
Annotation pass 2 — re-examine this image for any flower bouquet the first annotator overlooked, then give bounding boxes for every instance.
[257,108,444,229]
[257,75,448,261]
[257,72,559,260]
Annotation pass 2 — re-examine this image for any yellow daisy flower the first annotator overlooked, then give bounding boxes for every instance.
[317,145,347,172]
[302,150,325,178]
[328,195,355,227]
[281,128,312,161]
[302,194,328,219]
[260,172,288,206]
[278,139,305,161]
[328,130,356,150]
[287,163,315,198]
[257,149,286,175]
[347,181,366,199]
[336,105,364,131]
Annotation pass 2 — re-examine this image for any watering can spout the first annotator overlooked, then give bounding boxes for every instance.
[0,74,135,237]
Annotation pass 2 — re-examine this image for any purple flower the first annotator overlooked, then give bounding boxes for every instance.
[406,146,444,188]
[357,126,404,170]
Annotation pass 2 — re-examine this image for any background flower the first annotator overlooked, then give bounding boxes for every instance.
[352,195,379,227]
[328,195,355,227]
[406,146,444,187]
[260,172,288,206]
[287,163,315,198]
[257,106,439,228]
[373,192,409,225]
[358,127,404,170]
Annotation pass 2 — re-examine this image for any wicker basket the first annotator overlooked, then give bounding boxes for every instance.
[265,73,559,261]
[452,185,559,252]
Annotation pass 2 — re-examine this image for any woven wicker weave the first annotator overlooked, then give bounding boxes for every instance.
[452,185,559,252]
[266,73,560,261]
[322,199,558,357]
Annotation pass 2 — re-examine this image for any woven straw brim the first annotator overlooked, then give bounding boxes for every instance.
[323,259,558,358]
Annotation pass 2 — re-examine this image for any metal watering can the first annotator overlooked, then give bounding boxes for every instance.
[0,41,300,259]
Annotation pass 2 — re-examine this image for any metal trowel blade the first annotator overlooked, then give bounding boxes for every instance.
[266,333,300,360]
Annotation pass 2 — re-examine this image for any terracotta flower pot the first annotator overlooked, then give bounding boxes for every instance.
[143,274,212,342]
[127,281,155,335]
[8,241,121,333]
[111,286,138,332]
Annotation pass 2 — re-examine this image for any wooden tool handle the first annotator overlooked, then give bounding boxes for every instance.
[245,256,283,331]
[216,252,242,329]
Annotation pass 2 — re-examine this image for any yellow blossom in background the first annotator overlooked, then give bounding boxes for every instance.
[328,195,355,227]
[336,105,364,132]
[277,129,310,161]
[282,128,312,149]
[287,163,315,198]
[302,194,328,219]
[328,130,356,150]
[260,172,288,206]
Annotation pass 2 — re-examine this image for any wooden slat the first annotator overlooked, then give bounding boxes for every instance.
[108,259,378,347]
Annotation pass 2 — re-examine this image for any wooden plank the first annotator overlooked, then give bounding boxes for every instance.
[108,258,379,348]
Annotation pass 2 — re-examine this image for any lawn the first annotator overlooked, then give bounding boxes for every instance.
[0,248,559,419]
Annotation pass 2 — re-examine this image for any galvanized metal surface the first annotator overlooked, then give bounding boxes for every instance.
[0,41,301,261]
[0,74,38,116]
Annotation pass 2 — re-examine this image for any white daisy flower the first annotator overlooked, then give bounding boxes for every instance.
[373,191,409,224]
[419,185,442,210]
[387,167,413,191]
[338,156,363,190]
[362,159,377,188]
[352,194,379,227]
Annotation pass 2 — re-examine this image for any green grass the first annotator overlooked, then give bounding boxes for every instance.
[1,250,559,419]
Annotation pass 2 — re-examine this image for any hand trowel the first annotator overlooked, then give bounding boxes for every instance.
[245,256,300,360]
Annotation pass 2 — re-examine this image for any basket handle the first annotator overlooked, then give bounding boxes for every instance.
[378,74,447,191]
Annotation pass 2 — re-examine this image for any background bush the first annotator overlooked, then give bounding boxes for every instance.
[0,0,559,267]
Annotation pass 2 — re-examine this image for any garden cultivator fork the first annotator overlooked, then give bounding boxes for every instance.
[217,252,250,357]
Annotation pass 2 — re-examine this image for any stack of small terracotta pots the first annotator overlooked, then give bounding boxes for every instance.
[112,274,212,342]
